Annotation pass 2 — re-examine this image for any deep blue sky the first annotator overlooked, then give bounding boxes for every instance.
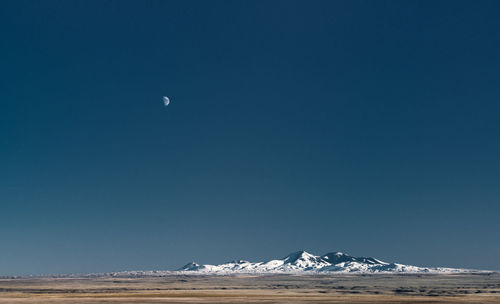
[1,0,500,275]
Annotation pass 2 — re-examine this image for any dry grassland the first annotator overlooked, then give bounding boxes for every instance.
[0,273,499,303]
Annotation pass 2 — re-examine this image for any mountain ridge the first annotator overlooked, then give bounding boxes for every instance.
[28,250,488,278]
[173,250,477,274]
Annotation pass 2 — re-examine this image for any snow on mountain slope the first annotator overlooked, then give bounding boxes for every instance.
[80,250,483,278]
[174,250,474,274]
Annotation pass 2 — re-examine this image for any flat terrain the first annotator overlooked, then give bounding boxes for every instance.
[0,273,499,303]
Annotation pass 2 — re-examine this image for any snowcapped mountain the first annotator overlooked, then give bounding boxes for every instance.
[175,250,472,274]
[83,251,481,278]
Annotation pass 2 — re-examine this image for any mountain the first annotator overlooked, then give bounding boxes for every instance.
[79,250,482,278]
[174,250,472,274]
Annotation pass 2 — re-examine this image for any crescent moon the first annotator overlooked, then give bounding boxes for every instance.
[163,96,170,106]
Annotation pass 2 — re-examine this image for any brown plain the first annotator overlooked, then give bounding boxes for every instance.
[1,273,499,303]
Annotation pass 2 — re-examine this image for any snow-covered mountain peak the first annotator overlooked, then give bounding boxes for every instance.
[173,250,476,274]
[83,250,489,278]
[283,251,317,263]
[179,262,200,271]
[281,251,329,269]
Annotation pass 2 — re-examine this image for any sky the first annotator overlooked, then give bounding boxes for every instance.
[1,0,500,275]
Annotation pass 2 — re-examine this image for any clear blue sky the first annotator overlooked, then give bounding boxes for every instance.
[1,0,499,275]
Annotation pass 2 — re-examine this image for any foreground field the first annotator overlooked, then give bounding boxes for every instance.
[0,273,499,303]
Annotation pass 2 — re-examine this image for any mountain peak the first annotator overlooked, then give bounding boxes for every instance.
[283,251,313,262]
[172,251,473,274]
[321,252,355,264]
[178,262,200,271]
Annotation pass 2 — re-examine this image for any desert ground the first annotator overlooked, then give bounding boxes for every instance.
[0,273,499,303]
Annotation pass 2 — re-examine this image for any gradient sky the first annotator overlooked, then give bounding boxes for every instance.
[1,0,500,275]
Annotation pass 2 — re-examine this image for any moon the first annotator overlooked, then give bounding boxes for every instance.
[163,96,170,106]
